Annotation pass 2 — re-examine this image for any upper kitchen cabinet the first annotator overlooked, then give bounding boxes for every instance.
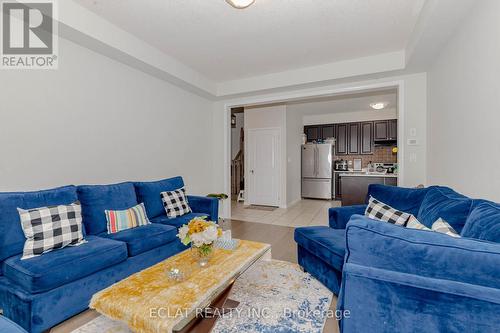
[335,124,348,155]
[360,122,374,154]
[321,125,335,140]
[347,123,360,154]
[374,119,397,141]
[304,126,320,142]
[388,119,397,140]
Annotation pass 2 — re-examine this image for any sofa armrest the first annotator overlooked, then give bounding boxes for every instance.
[328,205,366,229]
[187,196,219,222]
[345,214,500,289]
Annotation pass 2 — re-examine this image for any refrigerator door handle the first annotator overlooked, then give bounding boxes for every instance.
[314,146,319,176]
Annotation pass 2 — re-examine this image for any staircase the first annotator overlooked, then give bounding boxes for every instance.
[231,127,244,196]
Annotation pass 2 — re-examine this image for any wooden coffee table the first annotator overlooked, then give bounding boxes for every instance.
[90,240,271,333]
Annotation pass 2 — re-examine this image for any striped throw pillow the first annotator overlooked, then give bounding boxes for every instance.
[105,203,150,234]
[406,215,431,231]
[432,218,460,238]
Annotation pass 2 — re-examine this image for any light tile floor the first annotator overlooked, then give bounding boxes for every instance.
[231,199,341,227]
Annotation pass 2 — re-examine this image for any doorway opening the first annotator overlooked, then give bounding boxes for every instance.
[223,81,404,222]
[230,107,245,203]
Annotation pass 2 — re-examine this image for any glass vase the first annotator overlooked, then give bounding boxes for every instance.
[191,243,214,267]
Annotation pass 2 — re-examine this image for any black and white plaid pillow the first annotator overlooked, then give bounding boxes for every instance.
[161,188,192,218]
[365,196,411,226]
[18,202,86,260]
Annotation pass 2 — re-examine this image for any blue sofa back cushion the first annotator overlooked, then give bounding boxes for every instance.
[461,201,500,242]
[0,185,78,263]
[134,176,184,219]
[367,184,433,216]
[77,182,138,235]
[417,186,474,233]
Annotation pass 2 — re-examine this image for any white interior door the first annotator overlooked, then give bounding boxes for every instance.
[247,128,281,206]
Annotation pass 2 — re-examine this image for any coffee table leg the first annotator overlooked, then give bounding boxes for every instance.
[174,283,239,333]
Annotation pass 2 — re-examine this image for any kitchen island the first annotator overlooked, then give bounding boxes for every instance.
[340,173,397,206]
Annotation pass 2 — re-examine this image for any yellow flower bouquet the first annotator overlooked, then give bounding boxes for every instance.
[177,216,222,266]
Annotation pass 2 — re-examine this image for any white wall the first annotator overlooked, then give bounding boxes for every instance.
[285,107,303,207]
[0,38,214,195]
[302,109,397,125]
[244,105,287,207]
[427,0,500,201]
[231,113,244,159]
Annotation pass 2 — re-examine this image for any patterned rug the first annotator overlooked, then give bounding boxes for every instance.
[72,260,332,333]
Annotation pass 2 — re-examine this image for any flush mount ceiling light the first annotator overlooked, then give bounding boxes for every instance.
[370,102,387,110]
[226,0,255,9]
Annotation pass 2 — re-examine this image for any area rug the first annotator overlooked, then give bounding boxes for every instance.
[72,260,332,333]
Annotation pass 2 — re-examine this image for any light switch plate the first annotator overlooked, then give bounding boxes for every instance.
[407,138,419,146]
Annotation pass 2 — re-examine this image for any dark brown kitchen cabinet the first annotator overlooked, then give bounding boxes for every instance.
[304,126,320,142]
[388,119,397,140]
[360,122,374,154]
[321,125,335,140]
[374,121,389,140]
[348,123,360,154]
[374,119,397,141]
[335,124,348,155]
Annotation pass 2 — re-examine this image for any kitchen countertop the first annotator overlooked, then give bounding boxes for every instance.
[339,172,398,178]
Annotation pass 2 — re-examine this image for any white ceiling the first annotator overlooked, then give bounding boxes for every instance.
[74,0,425,82]
[286,90,397,114]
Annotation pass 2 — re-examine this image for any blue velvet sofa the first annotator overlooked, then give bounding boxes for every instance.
[0,176,218,333]
[0,315,26,333]
[295,184,500,332]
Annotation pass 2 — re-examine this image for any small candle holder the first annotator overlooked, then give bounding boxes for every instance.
[167,267,185,282]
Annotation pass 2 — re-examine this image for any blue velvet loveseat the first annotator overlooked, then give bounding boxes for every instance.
[0,176,218,333]
[295,184,500,332]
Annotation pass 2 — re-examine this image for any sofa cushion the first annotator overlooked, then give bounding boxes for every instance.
[367,184,432,216]
[461,201,500,242]
[151,212,209,228]
[99,223,178,257]
[294,226,346,270]
[0,185,78,264]
[3,236,127,294]
[417,186,474,233]
[0,315,27,333]
[134,177,185,219]
[78,182,138,235]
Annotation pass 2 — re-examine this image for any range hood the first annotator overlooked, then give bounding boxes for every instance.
[374,139,397,146]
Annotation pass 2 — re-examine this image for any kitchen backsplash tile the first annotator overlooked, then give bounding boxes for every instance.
[339,146,397,168]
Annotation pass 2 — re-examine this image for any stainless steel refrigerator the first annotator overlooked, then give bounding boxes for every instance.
[301,143,334,199]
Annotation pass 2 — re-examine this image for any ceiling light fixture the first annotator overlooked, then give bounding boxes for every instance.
[370,102,387,110]
[226,0,255,9]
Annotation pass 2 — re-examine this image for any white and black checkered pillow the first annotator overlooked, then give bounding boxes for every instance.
[365,196,411,226]
[17,202,86,260]
[161,188,192,218]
